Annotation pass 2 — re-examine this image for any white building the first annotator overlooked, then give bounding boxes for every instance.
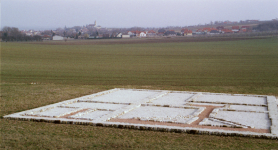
[139,32,147,37]
[116,33,122,37]
[52,35,64,40]
[122,35,130,38]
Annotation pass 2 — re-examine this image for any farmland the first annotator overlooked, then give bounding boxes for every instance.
[1,37,278,149]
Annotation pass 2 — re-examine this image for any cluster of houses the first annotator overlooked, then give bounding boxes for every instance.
[123,25,252,38]
[8,20,255,41]
[4,18,278,42]
[190,25,252,35]
[15,25,254,41]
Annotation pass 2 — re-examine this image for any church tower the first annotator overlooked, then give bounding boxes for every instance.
[94,20,97,27]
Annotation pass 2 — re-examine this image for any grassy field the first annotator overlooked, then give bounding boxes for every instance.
[1,37,278,149]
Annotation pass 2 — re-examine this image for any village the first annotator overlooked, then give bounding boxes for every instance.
[1,19,278,41]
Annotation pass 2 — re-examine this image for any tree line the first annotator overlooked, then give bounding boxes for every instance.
[253,21,278,31]
[1,26,42,42]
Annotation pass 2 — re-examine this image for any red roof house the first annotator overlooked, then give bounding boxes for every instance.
[232,26,240,29]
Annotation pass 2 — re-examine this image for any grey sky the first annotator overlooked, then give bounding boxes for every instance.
[1,0,278,30]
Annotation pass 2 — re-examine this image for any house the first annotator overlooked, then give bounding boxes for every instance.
[241,26,250,29]
[209,30,220,34]
[202,27,211,31]
[203,28,217,33]
[181,28,188,32]
[127,31,135,36]
[147,30,156,37]
[128,31,141,37]
[221,29,233,33]
[241,26,252,32]
[25,32,33,36]
[183,29,192,36]
[193,31,206,35]
[239,28,247,33]
[139,32,147,37]
[52,35,64,40]
[122,35,130,38]
[216,26,224,30]
[232,26,240,33]
[232,26,240,29]
[42,35,51,40]
[193,29,206,35]
[116,33,122,38]
[33,31,41,35]
[134,31,141,37]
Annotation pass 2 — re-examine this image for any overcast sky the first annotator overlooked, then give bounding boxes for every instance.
[1,0,278,30]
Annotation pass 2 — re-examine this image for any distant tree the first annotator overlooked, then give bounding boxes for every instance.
[2,26,22,41]
[55,28,65,36]
[11,27,21,40]
[23,35,31,41]
[254,21,278,31]
[2,26,11,33]
[158,29,166,33]
[2,26,44,42]
[84,33,89,39]
[51,30,55,36]
[42,30,52,35]
[33,35,42,41]
[88,28,96,35]
[2,28,9,41]
[73,26,82,32]
[2,26,12,41]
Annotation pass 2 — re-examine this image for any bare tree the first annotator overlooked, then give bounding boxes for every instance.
[2,26,21,41]
[72,26,82,32]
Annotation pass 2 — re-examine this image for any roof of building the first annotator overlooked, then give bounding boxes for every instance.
[148,30,156,33]
[241,26,250,28]
[43,35,51,38]
[184,30,192,33]
[181,28,189,32]
[232,26,240,29]
[222,29,233,33]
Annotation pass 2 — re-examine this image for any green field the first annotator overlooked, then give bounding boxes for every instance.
[1,37,278,149]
